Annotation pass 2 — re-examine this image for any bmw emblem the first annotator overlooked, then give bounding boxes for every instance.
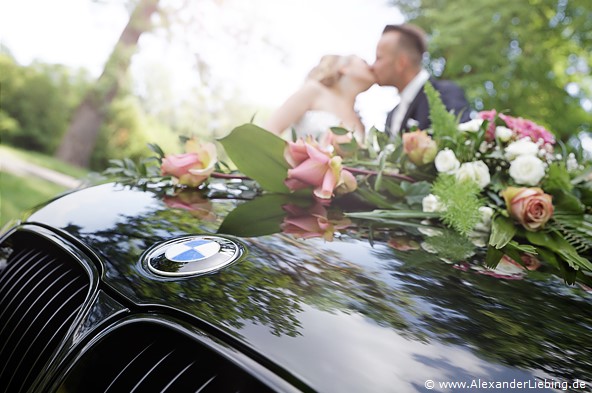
[145,235,244,277]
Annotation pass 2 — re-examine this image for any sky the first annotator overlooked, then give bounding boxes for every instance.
[0,0,404,129]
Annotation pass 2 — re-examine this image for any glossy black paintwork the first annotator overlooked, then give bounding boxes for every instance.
[26,183,592,392]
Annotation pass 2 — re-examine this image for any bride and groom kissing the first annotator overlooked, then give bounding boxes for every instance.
[264,23,471,146]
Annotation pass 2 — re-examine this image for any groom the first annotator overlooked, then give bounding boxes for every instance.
[372,23,471,136]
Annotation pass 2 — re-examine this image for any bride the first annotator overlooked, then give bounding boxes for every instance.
[264,55,375,143]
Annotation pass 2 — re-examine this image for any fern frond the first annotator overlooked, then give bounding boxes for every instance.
[432,174,482,236]
[424,81,459,150]
[552,214,592,253]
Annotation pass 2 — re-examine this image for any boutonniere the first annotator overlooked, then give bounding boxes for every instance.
[406,118,419,131]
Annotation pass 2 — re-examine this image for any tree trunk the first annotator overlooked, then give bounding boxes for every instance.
[56,0,160,167]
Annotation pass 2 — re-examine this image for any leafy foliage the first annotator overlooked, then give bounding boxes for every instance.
[391,0,592,140]
[0,55,91,154]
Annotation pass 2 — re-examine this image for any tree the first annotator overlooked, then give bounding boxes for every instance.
[391,0,592,141]
[56,0,160,167]
[0,55,91,153]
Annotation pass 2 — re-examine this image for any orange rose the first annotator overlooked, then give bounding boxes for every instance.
[402,130,438,166]
[502,187,554,231]
[281,202,351,241]
[164,191,216,221]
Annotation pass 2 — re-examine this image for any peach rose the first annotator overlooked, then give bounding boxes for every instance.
[284,139,357,199]
[502,187,554,231]
[161,140,217,187]
[402,130,438,166]
[388,236,420,251]
[163,191,216,221]
[281,202,351,241]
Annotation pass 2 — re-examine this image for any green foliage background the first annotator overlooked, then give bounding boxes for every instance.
[0,51,264,171]
[392,0,592,141]
[0,54,91,153]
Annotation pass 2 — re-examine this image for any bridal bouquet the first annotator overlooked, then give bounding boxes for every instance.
[104,83,592,286]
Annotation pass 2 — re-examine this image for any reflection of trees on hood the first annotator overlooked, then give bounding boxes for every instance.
[57,186,592,384]
[65,208,303,338]
[61,198,427,341]
[243,235,425,340]
[373,244,592,383]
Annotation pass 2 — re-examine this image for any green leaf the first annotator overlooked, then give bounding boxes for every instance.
[535,247,560,269]
[382,178,405,198]
[352,186,394,209]
[401,181,431,207]
[489,215,516,249]
[219,124,290,193]
[524,230,555,248]
[330,126,350,135]
[485,245,504,269]
[346,210,439,220]
[147,143,165,160]
[217,194,300,237]
[543,162,573,193]
[338,139,358,154]
[526,230,592,272]
[553,191,585,214]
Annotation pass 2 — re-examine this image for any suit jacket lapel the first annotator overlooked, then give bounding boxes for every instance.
[399,87,423,132]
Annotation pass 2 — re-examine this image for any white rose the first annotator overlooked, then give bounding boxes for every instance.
[422,194,446,213]
[495,126,514,142]
[458,119,484,132]
[474,206,494,232]
[509,155,546,186]
[505,138,539,161]
[434,148,460,174]
[455,161,491,189]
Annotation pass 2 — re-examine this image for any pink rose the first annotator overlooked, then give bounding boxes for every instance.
[284,139,357,199]
[281,202,351,241]
[402,130,437,166]
[161,140,217,187]
[502,187,554,231]
[164,191,216,221]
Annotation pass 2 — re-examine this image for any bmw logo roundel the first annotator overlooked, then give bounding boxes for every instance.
[145,235,244,277]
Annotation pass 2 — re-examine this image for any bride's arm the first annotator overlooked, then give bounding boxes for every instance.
[264,81,320,135]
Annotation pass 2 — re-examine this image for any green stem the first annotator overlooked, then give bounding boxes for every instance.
[344,166,416,182]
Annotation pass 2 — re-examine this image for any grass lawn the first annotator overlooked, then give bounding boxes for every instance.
[1,171,69,229]
[1,145,90,229]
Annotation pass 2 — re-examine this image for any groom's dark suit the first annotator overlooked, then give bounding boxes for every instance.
[385,77,471,136]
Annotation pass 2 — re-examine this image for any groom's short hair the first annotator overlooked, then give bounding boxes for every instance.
[383,24,427,64]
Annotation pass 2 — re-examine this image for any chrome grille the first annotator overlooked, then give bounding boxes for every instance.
[0,231,91,393]
[58,321,276,393]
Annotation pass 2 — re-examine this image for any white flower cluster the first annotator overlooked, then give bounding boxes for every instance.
[434,148,491,189]
[435,118,561,188]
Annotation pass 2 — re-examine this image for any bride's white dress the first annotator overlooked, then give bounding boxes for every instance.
[292,110,342,140]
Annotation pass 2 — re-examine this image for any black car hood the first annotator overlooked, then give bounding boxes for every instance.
[26,183,592,392]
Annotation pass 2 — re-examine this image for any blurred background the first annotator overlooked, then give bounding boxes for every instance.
[1,0,591,225]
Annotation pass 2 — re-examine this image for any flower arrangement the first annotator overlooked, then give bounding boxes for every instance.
[104,83,592,286]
